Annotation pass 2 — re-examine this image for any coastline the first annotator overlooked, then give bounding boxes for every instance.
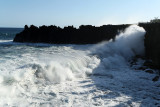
[13,23,160,73]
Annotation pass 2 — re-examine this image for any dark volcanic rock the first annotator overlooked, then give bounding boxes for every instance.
[143,60,156,69]
[152,76,159,82]
[13,24,129,44]
[14,23,160,70]
[136,66,147,71]
[145,69,154,74]
[139,23,160,69]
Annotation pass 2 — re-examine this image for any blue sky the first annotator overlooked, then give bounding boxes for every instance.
[0,0,160,27]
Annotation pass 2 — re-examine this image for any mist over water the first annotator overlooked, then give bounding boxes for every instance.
[91,25,145,74]
[0,43,100,106]
[0,25,158,107]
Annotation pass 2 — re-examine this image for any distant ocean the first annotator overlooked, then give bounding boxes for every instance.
[0,28,23,40]
[0,26,159,107]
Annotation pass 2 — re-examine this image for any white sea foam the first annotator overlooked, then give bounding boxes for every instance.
[91,25,146,74]
[0,25,159,106]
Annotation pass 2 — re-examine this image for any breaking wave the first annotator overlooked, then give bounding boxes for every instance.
[91,25,145,74]
[0,25,147,106]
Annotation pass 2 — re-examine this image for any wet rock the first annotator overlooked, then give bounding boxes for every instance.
[130,55,145,67]
[143,60,155,69]
[136,66,147,70]
[139,23,160,70]
[152,76,159,82]
[145,69,154,74]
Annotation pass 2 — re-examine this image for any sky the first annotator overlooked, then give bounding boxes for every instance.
[0,0,160,27]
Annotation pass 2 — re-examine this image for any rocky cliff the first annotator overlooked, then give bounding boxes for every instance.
[13,24,160,69]
[139,23,160,69]
[13,24,129,44]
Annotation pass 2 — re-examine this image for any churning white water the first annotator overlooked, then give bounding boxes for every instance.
[91,25,145,74]
[0,25,159,107]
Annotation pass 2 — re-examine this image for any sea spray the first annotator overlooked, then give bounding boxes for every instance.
[0,25,149,106]
[0,25,146,86]
[91,25,146,74]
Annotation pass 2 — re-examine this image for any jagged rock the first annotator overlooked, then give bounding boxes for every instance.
[13,24,130,44]
[139,23,160,69]
[14,23,160,71]
[136,66,147,70]
[152,76,159,82]
[145,69,154,74]
[143,60,155,69]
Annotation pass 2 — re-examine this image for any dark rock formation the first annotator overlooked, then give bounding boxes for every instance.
[14,23,160,70]
[145,69,154,74]
[13,24,129,44]
[152,76,159,82]
[139,23,160,69]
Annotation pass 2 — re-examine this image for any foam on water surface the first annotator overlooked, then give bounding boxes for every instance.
[0,25,159,106]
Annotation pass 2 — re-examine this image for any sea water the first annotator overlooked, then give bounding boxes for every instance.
[0,26,159,107]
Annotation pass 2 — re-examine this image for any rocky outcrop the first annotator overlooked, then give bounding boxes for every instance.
[14,23,160,69]
[13,24,129,44]
[139,23,160,69]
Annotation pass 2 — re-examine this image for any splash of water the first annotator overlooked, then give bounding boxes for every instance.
[91,25,146,74]
[0,25,147,106]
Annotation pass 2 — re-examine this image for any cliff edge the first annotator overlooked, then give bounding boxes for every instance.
[13,25,129,44]
[139,23,160,69]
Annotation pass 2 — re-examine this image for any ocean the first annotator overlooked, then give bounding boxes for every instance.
[0,26,159,107]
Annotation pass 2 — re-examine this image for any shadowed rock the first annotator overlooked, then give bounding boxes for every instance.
[14,23,160,70]
[139,23,160,69]
[13,24,129,44]
[152,76,159,82]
